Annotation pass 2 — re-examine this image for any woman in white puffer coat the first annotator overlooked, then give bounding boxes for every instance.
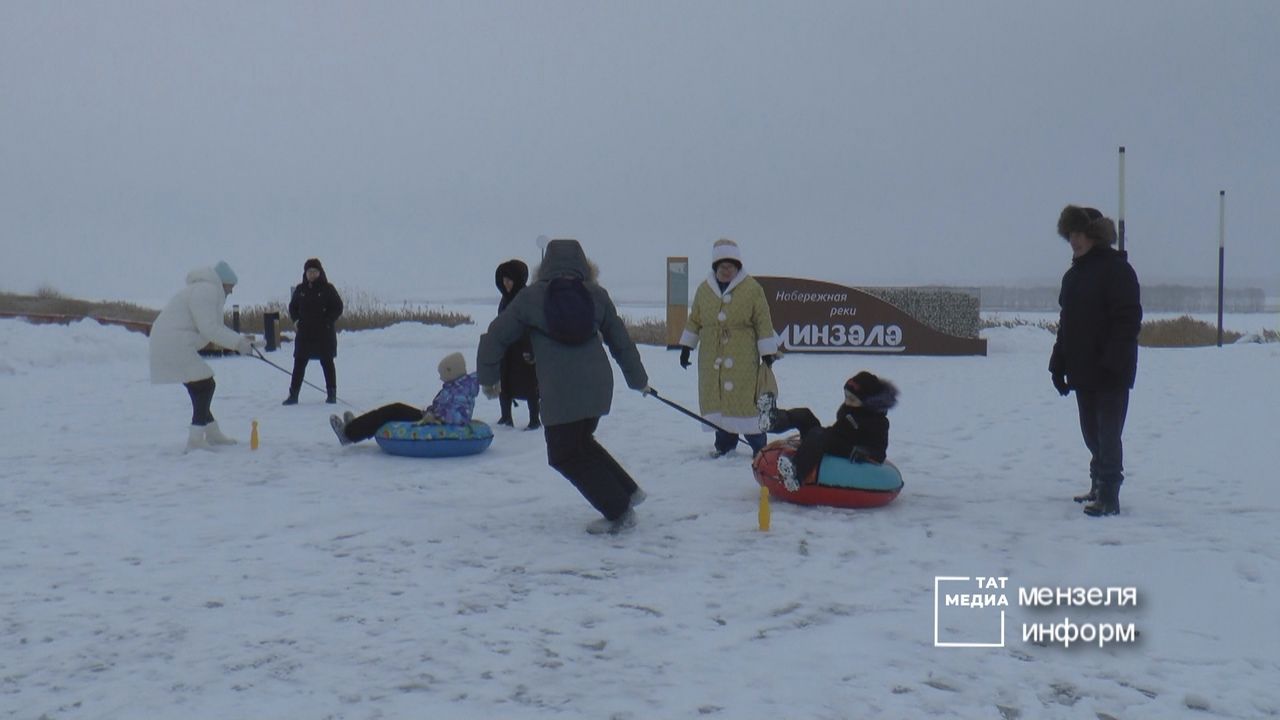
[149,261,255,451]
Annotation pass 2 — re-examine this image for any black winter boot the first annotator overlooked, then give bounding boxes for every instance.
[1083,483,1120,517]
[1073,479,1098,503]
[282,393,299,406]
[525,397,541,430]
[326,388,337,404]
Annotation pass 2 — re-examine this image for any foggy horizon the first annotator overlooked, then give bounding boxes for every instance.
[3,1,1278,307]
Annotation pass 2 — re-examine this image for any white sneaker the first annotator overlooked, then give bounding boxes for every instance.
[330,414,353,446]
[343,411,355,426]
[586,508,637,535]
[630,488,647,508]
[185,425,212,453]
[756,392,777,433]
[777,455,800,491]
[203,421,238,445]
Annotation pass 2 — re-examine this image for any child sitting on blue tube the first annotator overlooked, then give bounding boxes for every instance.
[329,352,479,445]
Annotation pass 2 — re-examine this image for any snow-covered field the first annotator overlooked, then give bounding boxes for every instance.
[2,307,1278,719]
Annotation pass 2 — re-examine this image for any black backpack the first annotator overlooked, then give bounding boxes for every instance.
[544,277,597,344]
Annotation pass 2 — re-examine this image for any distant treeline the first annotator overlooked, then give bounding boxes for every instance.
[981,285,1267,313]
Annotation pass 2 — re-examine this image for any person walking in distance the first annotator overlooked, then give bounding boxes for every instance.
[282,258,343,405]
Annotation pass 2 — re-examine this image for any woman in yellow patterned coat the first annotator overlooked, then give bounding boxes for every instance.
[677,239,780,457]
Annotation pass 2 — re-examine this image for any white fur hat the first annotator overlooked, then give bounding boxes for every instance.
[438,352,467,382]
[711,238,742,270]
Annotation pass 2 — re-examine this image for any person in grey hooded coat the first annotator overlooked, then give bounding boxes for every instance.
[477,239,651,534]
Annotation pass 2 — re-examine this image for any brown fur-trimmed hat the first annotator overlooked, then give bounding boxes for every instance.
[844,371,899,413]
[1057,205,1117,245]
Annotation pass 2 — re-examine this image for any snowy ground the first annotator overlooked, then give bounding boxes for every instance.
[2,308,1278,719]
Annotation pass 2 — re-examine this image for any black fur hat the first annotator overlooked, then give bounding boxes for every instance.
[300,257,328,284]
[1057,205,1117,245]
[844,371,898,412]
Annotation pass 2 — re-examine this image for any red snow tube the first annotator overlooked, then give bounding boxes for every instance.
[751,438,903,509]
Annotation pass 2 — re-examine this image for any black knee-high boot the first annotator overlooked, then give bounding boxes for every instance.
[526,395,541,430]
[497,391,514,426]
[321,358,337,404]
[283,357,305,405]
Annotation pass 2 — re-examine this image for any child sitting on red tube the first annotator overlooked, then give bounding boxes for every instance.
[758,371,899,490]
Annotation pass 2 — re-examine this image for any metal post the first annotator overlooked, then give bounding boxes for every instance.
[1117,146,1126,252]
[1217,191,1225,347]
[264,311,279,352]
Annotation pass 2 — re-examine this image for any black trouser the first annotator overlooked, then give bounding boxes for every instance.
[184,378,216,426]
[344,402,422,442]
[714,430,767,455]
[544,417,638,521]
[289,356,336,396]
[1075,388,1129,490]
[770,407,826,481]
[500,391,541,424]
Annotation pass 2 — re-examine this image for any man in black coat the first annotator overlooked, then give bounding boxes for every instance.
[283,258,344,405]
[1049,206,1142,517]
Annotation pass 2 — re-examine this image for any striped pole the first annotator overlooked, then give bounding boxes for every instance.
[1217,191,1225,347]
[1117,146,1126,252]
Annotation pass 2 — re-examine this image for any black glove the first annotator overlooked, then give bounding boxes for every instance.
[679,346,692,369]
[1052,373,1069,396]
[761,354,776,367]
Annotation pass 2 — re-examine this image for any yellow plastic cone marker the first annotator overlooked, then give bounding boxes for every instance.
[758,485,771,531]
[250,420,259,450]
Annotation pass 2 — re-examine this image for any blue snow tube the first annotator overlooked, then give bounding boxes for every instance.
[816,454,904,493]
[374,420,494,458]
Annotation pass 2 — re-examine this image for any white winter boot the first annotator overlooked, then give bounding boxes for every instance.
[203,421,238,445]
[186,425,212,452]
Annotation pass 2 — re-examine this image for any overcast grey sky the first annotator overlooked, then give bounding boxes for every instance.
[3,1,1278,306]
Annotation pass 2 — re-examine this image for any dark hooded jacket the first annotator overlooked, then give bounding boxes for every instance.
[288,261,344,360]
[1049,245,1142,390]
[822,404,891,464]
[495,259,538,401]
[478,240,648,426]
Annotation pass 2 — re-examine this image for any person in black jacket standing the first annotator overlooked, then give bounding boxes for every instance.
[1049,206,1142,517]
[494,259,541,429]
[283,258,344,405]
